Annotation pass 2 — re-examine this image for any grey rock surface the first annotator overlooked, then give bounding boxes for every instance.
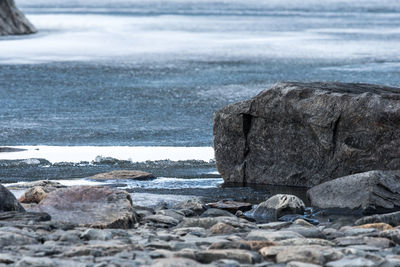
[213,82,400,186]
[0,184,25,212]
[0,0,36,36]
[308,170,400,213]
[252,194,305,222]
[355,211,400,226]
[32,186,138,228]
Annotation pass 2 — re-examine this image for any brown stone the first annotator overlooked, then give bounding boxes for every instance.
[355,223,393,231]
[34,186,138,228]
[89,170,155,180]
[18,186,47,204]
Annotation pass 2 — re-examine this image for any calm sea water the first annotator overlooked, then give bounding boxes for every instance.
[1,0,400,200]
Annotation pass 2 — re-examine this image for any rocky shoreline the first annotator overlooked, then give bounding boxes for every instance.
[2,181,400,266]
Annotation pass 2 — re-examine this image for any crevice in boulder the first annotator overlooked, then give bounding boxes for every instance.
[331,114,341,156]
[242,113,253,186]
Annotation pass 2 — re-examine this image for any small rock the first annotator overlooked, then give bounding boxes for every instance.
[272,245,343,265]
[287,261,322,267]
[80,229,112,241]
[173,198,206,215]
[379,229,400,244]
[0,253,14,264]
[89,170,155,180]
[326,257,376,267]
[284,224,325,239]
[18,186,48,204]
[252,194,305,222]
[0,184,25,212]
[209,240,275,251]
[6,180,66,190]
[152,257,204,267]
[207,200,253,213]
[334,236,394,248]
[277,238,334,247]
[143,215,180,227]
[258,221,291,230]
[208,222,237,236]
[355,223,393,231]
[194,249,261,264]
[172,227,206,237]
[201,208,236,218]
[247,230,304,241]
[178,217,240,229]
[156,209,185,222]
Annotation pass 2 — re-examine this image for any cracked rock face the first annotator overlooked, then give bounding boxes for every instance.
[0,0,36,36]
[213,82,400,187]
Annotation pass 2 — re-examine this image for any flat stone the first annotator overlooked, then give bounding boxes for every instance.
[151,257,204,267]
[178,216,240,229]
[80,229,112,241]
[284,225,325,239]
[208,222,237,236]
[340,227,377,236]
[0,231,39,247]
[334,236,394,248]
[201,208,236,218]
[287,261,322,267]
[326,257,376,267]
[213,82,400,186]
[156,209,185,222]
[355,223,393,231]
[258,221,291,230]
[33,186,138,228]
[274,245,343,265]
[247,230,304,241]
[0,211,50,222]
[143,215,180,227]
[209,240,275,251]
[207,200,253,213]
[89,170,155,180]
[172,227,207,237]
[277,238,334,247]
[194,249,261,264]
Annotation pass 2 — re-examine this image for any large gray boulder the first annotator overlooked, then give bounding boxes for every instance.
[0,0,36,36]
[213,82,400,187]
[0,184,25,212]
[308,170,400,214]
